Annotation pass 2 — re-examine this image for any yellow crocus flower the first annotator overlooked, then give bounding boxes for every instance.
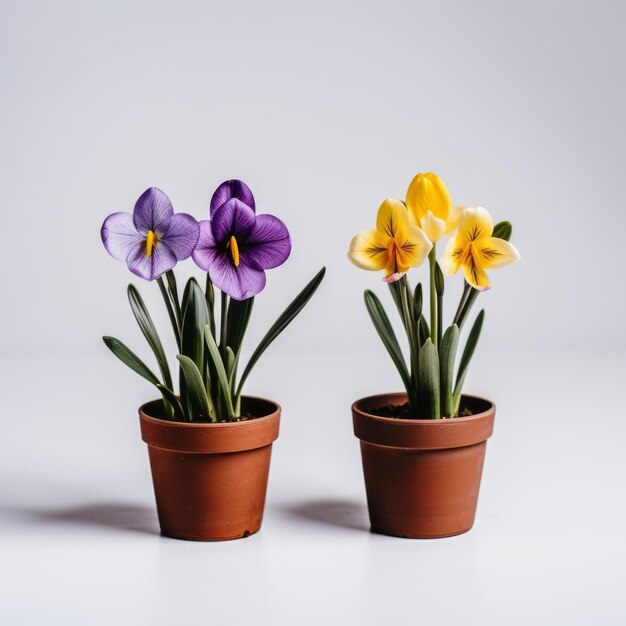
[405,172,463,243]
[348,198,432,282]
[440,207,520,291]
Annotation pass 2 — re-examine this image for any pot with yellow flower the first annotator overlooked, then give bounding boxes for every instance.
[101,181,325,540]
[348,172,520,538]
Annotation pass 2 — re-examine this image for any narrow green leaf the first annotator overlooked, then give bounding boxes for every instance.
[418,314,430,346]
[176,355,211,420]
[156,384,185,421]
[165,270,182,326]
[439,324,459,417]
[419,338,440,419]
[453,309,485,411]
[387,281,407,331]
[127,284,172,390]
[363,290,412,392]
[157,276,181,350]
[103,336,160,386]
[413,283,423,321]
[226,296,254,357]
[434,263,444,297]
[225,346,236,380]
[181,278,210,371]
[235,267,326,399]
[226,346,239,388]
[204,326,235,418]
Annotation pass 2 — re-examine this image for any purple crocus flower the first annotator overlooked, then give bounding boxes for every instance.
[101,187,200,281]
[192,180,291,300]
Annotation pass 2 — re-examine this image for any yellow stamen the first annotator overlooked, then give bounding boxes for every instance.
[228,235,240,267]
[146,230,157,258]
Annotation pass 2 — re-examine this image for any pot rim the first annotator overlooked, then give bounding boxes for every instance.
[139,394,281,428]
[139,395,281,454]
[352,392,495,450]
[352,392,495,424]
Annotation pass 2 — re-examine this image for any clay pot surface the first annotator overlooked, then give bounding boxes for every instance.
[140,396,280,541]
[352,392,495,538]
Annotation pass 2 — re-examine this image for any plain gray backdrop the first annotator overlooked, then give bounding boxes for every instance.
[1,0,624,355]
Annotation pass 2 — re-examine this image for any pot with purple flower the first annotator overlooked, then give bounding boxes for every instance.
[101,180,325,540]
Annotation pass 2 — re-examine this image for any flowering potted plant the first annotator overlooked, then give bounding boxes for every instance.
[348,172,520,538]
[101,180,325,541]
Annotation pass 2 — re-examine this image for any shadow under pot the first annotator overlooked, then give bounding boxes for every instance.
[352,393,495,539]
[139,396,280,541]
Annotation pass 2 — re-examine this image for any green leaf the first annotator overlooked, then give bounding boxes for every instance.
[204,326,235,418]
[127,284,173,390]
[226,346,239,388]
[418,314,430,346]
[156,384,185,421]
[434,263,444,297]
[165,270,182,326]
[387,281,406,331]
[439,324,459,417]
[363,289,412,392]
[413,283,423,321]
[235,267,326,399]
[181,278,210,371]
[103,336,160,386]
[419,338,440,419]
[176,355,211,420]
[226,296,254,357]
[453,309,485,411]
[492,221,512,241]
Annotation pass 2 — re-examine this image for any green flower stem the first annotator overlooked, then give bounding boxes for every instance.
[157,276,181,351]
[454,282,480,329]
[205,274,216,339]
[453,282,472,325]
[399,276,419,410]
[428,245,438,349]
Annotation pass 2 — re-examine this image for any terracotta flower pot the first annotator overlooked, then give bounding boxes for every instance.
[352,392,495,539]
[139,396,280,541]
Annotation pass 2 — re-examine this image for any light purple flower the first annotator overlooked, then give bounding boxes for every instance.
[192,180,292,300]
[101,187,200,281]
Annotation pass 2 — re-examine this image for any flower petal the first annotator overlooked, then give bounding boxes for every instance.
[445,204,463,235]
[420,210,446,243]
[375,198,410,239]
[405,172,451,223]
[457,207,494,243]
[440,234,465,275]
[191,220,218,271]
[133,187,174,236]
[210,180,256,216]
[244,213,292,269]
[101,212,144,261]
[462,257,491,291]
[208,253,266,301]
[476,237,520,269]
[211,199,256,244]
[127,239,177,281]
[348,229,389,271]
[395,224,433,270]
[161,212,200,261]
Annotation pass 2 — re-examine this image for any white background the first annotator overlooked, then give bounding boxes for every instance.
[1,1,625,624]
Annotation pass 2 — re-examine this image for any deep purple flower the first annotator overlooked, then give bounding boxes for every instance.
[192,180,292,300]
[101,187,200,281]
